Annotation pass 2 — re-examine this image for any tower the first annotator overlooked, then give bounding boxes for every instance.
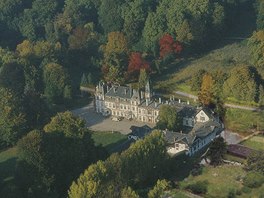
[95,81,106,113]
[145,78,152,99]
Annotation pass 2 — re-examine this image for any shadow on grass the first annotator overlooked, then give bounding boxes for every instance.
[106,139,132,154]
[0,157,20,198]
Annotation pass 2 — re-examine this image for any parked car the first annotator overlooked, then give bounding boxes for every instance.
[128,135,139,141]
[111,116,123,122]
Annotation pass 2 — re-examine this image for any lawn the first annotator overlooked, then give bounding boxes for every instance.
[91,131,127,153]
[241,135,264,151]
[179,165,264,198]
[0,147,19,197]
[224,109,264,133]
[179,165,244,198]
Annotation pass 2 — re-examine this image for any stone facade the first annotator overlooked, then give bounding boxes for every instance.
[95,81,160,123]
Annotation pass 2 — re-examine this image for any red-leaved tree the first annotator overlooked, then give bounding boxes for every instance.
[159,34,183,59]
[127,52,150,80]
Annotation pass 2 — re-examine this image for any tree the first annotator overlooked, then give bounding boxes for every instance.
[98,0,124,33]
[0,88,26,148]
[68,131,167,198]
[259,85,264,106]
[157,105,182,131]
[24,91,50,129]
[43,63,70,103]
[189,69,207,91]
[121,187,139,198]
[104,32,128,56]
[63,0,98,26]
[138,69,148,90]
[248,30,264,67]
[68,24,98,50]
[0,62,25,96]
[0,47,17,66]
[148,179,171,198]
[246,150,264,173]
[16,113,106,197]
[159,34,182,59]
[102,32,128,83]
[127,52,150,80]
[198,73,215,106]
[207,137,227,166]
[256,0,264,30]
[121,0,149,45]
[143,11,166,55]
[223,66,259,102]
[44,111,87,138]
[16,130,52,197]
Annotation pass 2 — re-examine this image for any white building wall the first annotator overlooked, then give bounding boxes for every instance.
[196,110,209,123]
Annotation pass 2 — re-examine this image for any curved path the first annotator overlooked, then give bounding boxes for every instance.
[175,91,261,111]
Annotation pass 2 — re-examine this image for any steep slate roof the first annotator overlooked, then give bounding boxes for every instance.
[193,120,222,138]
[163,130,196,146]
[139,99,162,109]
[106,86,132,99]
[164,109,224,147]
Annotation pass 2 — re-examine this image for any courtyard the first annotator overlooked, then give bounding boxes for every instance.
[72,102,155,134]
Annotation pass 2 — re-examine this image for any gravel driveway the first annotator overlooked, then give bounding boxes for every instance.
[71,102,155,135]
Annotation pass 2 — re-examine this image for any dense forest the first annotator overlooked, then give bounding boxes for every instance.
[1,0,264,197]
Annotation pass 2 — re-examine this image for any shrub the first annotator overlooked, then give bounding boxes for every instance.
[186,180,208,194]
[227,189,236,198]
[243,171,264,188]
[190,165,203,176]
[236,189,242,196]
[241,186,251,194]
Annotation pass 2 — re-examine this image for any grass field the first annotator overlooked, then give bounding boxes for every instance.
[91,131,127,153]
[224,109,264,133]
[154,41,250,94]
[178,165,264,198]
[241,135,264,151]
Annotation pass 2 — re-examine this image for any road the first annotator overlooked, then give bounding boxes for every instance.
[175,91,260,111]
[71,102,154,134]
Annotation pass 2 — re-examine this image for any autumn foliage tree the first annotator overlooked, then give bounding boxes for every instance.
[198,73,215,106]
[127,52,150,80]
[159,34,182,59]
[102,32,129,84]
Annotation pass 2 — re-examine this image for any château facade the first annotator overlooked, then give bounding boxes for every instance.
[95,80,160,123]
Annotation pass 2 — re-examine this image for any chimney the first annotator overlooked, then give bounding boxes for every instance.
[141,91,145,99]
[173,95,175,100]
[178,99,181,103]
[124,88,127,95]
[107,85,109,92]
[159,97,162,103]
[146,99,149,106]
[166,100,168,104]
[155,102,157,108]
[114,87,117,93]
[187,100,190,105]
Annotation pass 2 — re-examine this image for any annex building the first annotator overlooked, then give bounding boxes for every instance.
[95,81,224,156]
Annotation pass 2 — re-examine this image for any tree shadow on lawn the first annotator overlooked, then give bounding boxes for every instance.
[0,157,19,197]
[106,139,132,154]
